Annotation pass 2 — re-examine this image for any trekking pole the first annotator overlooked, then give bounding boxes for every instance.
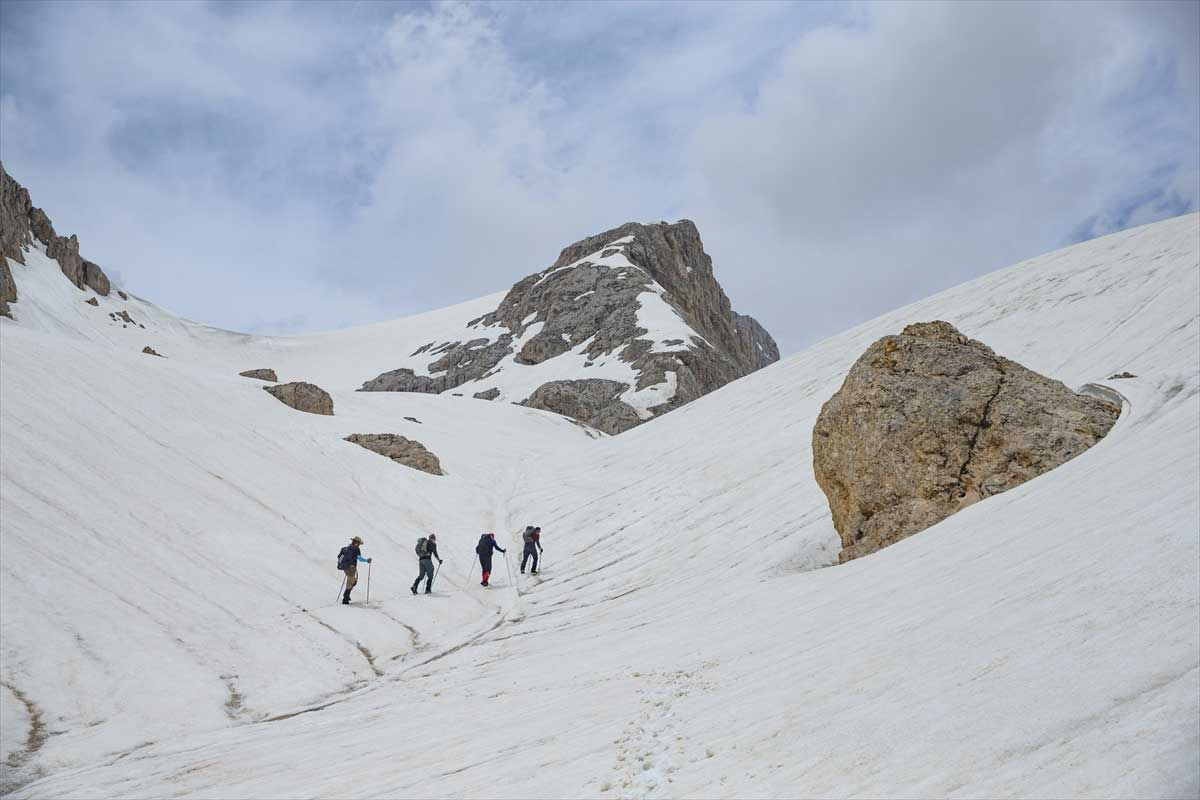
[432,561,441,590]
[366,561,372,604]
[336,574,346,604]
[465,554,478,585]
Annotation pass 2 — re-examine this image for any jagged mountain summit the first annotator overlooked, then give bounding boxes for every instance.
[360,220,780,433]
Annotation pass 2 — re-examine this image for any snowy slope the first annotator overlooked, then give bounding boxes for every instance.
[1,214,1197,798]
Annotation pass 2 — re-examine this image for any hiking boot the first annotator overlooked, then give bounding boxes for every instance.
[531,570,538,575]
[411,585,418,595]
[481,580,489,587]
[425,588,432,594]
[342,595,351,605]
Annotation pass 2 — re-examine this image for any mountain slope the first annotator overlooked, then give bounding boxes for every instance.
[1,214,1197,798]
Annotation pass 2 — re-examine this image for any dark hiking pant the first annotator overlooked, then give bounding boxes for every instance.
[521,544,538,572]
[413,558,435,592]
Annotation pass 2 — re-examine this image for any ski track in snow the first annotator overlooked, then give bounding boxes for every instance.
[0,214,1197,797]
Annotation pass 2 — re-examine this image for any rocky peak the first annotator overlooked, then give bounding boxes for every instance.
[0,161,113,317]
[361,219,780,433]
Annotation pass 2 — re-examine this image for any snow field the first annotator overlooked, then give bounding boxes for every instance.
[1,213,1197,797]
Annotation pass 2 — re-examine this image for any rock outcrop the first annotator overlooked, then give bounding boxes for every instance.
[142,346,164,357]
[523,379,643,435]
[812,321,1120,563]
[0,259,14,318]
[343,434,444,475]
[360,220,779,433]
[264,382,334,416]
[239,368,278,382]
[0,161,113,304]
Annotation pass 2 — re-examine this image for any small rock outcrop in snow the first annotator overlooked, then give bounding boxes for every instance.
[239,368,278,382]
[343,433,444,475]
[263,382,333,416]
[473,388,500,400]
[359,220,779,432]
[523,379,642,435]
[0,161,112,303]
[142,346,164,357]
[812,321,1120,563]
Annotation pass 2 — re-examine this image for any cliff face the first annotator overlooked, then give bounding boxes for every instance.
[0,161,113,317]
[360,220,780,433]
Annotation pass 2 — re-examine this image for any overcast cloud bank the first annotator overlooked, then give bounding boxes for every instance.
[1,0,1195,351]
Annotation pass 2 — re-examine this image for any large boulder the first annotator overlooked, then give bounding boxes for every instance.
[812,321,1120,563]
[344,434,444,475]
[264,382,334,416]
[523,379,643,435]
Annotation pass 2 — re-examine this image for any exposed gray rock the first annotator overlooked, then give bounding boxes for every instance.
[1108,371,1136,379]
[0,258,15,318]
[473,388,500,400]
[0,161,33,267]
[82,260,110,296]
[360,335,513,393]
[117,290,128,301]
[523,379,642,435]
[0,161,112,297]
[263,382,334,415]
[239,368,279,382]
[344,433,444,475]
[360,220,779,433]
[85,297,98,307]
[404,416,422,424]
[29,207,55,246]
[142,346,164,357]
[812,321,1120,563]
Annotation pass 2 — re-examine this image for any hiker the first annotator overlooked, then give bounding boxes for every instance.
[520,526,544,574]
[475,532,506,587]
[411,533,443,595]
[337,536,371,605]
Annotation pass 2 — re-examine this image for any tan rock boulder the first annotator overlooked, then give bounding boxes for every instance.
[264,382,333,416]
[812,321,1119,563]
[239,368,278,382]
[344,433,444,475]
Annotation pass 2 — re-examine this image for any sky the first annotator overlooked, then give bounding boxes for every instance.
[1,0,1196,353]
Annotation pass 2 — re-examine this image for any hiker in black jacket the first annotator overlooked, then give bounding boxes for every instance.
[475,532,505,587]
[520,526,543,574]
[411,534,443,595]
[337,536,371,605]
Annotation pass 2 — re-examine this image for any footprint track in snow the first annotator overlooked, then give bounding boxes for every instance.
[601,664,716,798]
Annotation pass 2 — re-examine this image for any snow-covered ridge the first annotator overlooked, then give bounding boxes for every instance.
[0,213,1197,797]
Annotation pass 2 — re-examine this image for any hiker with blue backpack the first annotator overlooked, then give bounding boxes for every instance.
[411,534,443,594]
[337,536,372,605]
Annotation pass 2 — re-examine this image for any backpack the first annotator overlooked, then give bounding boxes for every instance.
[522,527,534,544]
[337,546,353,570]
[416,537,429,558]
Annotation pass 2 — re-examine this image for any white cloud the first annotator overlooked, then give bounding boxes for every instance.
[0,0,1194,350]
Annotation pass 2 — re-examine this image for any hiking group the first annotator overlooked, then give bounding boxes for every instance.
[334,525,546,603]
